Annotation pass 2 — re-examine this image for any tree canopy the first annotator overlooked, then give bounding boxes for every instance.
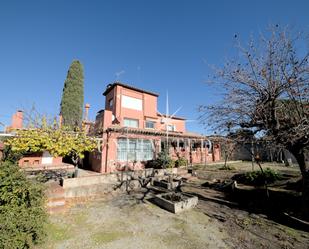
[5,127,96,166]
[199,26,308,171]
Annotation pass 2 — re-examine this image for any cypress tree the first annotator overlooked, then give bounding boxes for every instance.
[60,60,84,128]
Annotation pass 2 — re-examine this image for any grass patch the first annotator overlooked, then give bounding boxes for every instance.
[219,165,236,170]
[47,223,71,242]
[233,168,282,186]
[283,226,301,240]
[173,219,187,231]
[91,231,125,244]
[72,212,87,225]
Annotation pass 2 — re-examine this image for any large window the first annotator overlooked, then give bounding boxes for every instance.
[124,118,139,128]
[122,95,142,111]
[145,120,155,129]
[117,139,153,161]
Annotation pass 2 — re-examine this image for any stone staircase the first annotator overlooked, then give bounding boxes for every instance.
[45,182,66,214]
[176,168,197,181]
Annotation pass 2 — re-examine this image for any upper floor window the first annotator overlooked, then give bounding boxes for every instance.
[145,120,155,129]
[122,95,142,111]
[124,118,139,128]
[109,98,113,108]
[167,124,176,131]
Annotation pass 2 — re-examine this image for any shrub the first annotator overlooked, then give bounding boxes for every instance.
[145,151,175,169]
[234,168,282,186]
[175,157,187,167]
[1,145,23,163]
[0,161,47,249]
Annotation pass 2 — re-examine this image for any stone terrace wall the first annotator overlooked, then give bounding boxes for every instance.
[61,168,178,198]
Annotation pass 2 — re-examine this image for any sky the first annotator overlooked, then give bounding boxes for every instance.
[0,0,308,134]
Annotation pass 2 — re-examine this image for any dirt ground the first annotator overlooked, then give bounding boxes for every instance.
[40,162,309,249]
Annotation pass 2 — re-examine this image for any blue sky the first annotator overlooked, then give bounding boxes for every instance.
[0,0,308,134]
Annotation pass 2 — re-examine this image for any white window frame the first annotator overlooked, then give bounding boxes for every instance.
[121,95,142,111]
[167,124,176,131]
[124,118,139,128]
[117,138,153,161]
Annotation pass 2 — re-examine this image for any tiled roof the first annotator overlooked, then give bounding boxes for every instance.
[105,125,206,139]
[157,113,186,121]
[103,82,159,97]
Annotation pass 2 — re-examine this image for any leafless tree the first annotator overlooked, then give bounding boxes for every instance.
[199,25,309,215]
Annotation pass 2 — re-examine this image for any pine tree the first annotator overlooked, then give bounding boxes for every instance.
[60,60,84,128]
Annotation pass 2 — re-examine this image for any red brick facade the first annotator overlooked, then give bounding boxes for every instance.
[89,82,221,173]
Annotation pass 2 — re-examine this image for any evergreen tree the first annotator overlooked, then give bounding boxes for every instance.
[60,60,84,127]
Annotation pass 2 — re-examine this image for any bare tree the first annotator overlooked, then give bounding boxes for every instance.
[199,25,309,215]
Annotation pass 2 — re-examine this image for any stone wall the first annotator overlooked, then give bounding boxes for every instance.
[61,168,178,199]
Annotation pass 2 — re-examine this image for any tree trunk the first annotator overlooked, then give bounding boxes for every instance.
[290,148,309,220]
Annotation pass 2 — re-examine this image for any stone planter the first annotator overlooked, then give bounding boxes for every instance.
[153,179,182,190]
[153,193,198,213]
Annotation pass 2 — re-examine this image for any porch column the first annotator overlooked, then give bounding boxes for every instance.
[188,138,192,165]
[201,138,204,164]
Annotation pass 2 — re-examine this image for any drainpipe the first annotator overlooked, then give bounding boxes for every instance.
[104,130,110,173]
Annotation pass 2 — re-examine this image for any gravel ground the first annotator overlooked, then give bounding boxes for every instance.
[42,194,232,249]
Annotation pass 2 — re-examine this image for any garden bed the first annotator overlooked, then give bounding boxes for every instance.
[153,193,198,213]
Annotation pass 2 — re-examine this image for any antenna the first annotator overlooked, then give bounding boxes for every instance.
[115,70,125,80]
[166,91,169,149]
[156,91,182,155]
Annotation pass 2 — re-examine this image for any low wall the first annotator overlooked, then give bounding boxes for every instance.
[62,173,118,189]
[61,167,178,198]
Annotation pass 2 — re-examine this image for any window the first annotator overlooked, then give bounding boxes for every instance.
[117,139,153,161]
[145,120,155,129]
[124,118,139,128]
[109,98,113,108]
[167,124,176,131]
[122,95,142,111]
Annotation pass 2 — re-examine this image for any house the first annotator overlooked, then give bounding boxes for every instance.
[4,110,66,169]
[88,82,221,173]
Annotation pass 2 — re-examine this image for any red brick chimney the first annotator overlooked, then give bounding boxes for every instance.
[11,110,23,129]
[84,103,90,121]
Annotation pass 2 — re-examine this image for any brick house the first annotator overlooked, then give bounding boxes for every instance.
[5,110,64,169]
[88,82,221,173]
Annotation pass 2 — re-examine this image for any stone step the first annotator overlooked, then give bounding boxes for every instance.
[45,182,65,198]
[47,197,66,208]
[47,205,67,214]
[45,182,66,214]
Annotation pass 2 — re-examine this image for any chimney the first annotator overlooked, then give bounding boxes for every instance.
[59,114,63,128]
[84,103,90,121]
[11,110,23,129]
